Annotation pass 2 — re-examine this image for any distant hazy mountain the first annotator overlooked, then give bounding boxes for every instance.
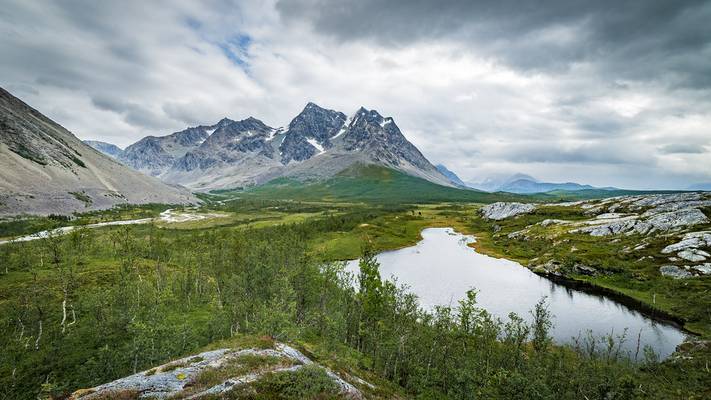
[436,164,467,187]
[83,140,123,158]
[119,103,452,191]
[467,173,537,192]
[0,87,196,216]
[687,183,711,191]
[468,173,609,194]
[499,179,595,194]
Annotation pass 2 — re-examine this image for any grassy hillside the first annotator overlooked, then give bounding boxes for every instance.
[224,164,522,204]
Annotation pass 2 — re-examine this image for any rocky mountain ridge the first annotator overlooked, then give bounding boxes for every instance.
[0,87,197,216]
[83,140,123,158]
[436,164,467,187]
[110,103,453,191]
[119,118,233,177]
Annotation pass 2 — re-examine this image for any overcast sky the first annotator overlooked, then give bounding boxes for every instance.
[1,0,710,189]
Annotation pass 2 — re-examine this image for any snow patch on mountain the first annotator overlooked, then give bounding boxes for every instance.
[307,138,325,154]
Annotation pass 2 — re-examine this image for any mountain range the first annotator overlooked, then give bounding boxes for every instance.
[465,173,611,194]
[0,87,196,216]
[95,103,453,191]
[83,140,123,159]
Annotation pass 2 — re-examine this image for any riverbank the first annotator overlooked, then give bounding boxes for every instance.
[466,199,711,338]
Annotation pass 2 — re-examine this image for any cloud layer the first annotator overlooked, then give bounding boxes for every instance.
[1,0,709,189]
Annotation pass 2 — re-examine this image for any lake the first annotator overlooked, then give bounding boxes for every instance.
[345,227,687,359]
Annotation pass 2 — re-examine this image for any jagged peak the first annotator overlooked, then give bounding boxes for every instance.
[304,101,321,110]
[352,107,392,128]
[355,107,384,117]
[231,116,271,130]
[216,117,235,126]
[297,102,345,119]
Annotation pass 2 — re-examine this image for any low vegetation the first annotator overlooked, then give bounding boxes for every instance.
[68,191,92,207]
[0,204,172,239]
[1,199,709,399]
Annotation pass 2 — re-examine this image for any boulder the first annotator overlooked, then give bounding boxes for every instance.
[480,202,536,220]
[692,264,711,275]
[572,263,598,276]
[659,265,692,279]
[662,231,711,254]
[677,249,709,262]
[507,230,526,239]
[530,260,563,276]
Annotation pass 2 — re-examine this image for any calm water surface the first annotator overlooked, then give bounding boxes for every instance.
[346,228,687,359]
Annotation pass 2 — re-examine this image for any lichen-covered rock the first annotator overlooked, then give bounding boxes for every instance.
[540,219,567,227]
[571,216,639,236]
[595,213,629,220]
[507,229,526,239]
[659,265,692,279]
[662,231,711,254]
[677,249,709,262]
[572,264,598,276]
[692,264,711,275]
[530,260,563,276]
[627,192,708,211]
[69,342,366,399]
[571,207,708,237]
[480,202,536,220]
[645,208,709,232]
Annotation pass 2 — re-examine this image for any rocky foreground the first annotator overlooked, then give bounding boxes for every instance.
[70,341,370,399]
[481,192,711,279]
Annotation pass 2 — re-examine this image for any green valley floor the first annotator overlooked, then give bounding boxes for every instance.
[1,196,710,399]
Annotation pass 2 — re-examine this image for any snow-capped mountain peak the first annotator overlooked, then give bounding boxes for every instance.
[115,102,453,190]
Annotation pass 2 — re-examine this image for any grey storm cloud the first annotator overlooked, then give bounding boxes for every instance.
[493,141,652,166]
[91,96,170,130]
[0,0,709,189]
[277,0,711,86]
[658,143,708,154]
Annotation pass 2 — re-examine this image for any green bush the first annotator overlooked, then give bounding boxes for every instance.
[253,365,339,399]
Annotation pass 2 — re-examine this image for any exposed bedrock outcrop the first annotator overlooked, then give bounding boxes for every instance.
[480,202,536,220]
[70,342,366,399]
